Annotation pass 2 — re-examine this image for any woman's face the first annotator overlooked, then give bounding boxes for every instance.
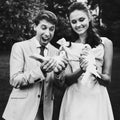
[69,10,90,36]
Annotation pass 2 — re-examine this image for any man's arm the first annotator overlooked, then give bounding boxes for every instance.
[10,43,45,88]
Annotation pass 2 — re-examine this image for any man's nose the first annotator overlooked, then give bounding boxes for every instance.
[45,29,50,37]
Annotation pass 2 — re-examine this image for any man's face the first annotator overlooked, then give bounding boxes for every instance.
[34,19,55,46]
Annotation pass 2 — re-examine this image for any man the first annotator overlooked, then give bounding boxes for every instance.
[2,10,67,120]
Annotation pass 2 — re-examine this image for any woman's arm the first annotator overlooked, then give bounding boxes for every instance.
[65,64,84,86]
[98,37,113,86]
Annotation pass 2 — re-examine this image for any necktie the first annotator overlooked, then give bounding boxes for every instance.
[40,45,45,111]
[40,46,45,56]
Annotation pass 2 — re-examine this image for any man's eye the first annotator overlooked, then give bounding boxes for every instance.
[41,25,47,30]
[71,20,77,24]
[79,17,85,22]
[49,27,55,31]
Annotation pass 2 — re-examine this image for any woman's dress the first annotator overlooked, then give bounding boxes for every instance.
[59,42,114,120]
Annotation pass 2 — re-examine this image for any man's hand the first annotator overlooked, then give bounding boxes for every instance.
[53,56,68,74]
[40,56,68,75]
[40,57,57,74]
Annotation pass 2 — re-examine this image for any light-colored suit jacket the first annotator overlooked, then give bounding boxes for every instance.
[2,37,59,120]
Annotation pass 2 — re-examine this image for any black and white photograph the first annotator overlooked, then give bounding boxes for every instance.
[0,0,120,120]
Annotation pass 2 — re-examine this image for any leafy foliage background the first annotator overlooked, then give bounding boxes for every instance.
[0,0,43,50]
[0,0,120,50]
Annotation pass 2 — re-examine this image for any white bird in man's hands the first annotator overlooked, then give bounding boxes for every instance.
[30,53,67,72]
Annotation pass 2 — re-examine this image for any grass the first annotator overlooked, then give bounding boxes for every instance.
[0,49,120,120]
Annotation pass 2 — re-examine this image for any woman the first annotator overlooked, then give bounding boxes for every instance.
[58,2,114,120]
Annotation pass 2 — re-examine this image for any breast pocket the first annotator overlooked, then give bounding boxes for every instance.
[10,88,28,99]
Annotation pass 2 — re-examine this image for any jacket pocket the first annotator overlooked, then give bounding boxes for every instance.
[10,88,28,99]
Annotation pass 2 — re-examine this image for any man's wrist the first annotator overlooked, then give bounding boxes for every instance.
[54,70,64,79]
[54,71,65,86]
[40,67,47,77]
[54,71,61,79]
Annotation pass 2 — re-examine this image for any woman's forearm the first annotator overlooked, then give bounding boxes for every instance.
[65,68,84,86]
[97,71,111,86]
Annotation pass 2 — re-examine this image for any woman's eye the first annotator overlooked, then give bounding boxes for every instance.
[79,17,85,22]
[71,20,77,24]
[41,25,47,30]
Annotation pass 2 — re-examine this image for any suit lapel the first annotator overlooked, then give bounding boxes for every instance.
[29,37,38,54]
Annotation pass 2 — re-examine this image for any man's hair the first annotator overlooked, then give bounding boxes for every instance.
[33,10,58,25]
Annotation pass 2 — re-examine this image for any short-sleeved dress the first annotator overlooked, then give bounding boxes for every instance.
[59,42,114,120]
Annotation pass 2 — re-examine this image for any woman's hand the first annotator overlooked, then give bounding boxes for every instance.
[79,45,96,72]
[79,46,90,71]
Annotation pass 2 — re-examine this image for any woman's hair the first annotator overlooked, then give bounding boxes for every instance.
[68,2,102,48]
[33,10,58,26]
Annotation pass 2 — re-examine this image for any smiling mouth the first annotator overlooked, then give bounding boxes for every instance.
[76,26,86,31]
[42,37,50,42]
[76,28,83,32]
